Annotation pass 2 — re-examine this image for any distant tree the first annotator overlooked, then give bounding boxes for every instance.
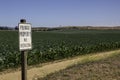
[0,26,9,30]
[0,26,3,30]
[15,26,18,30]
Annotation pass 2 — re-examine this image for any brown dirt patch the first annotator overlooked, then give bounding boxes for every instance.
[39,52,120,80]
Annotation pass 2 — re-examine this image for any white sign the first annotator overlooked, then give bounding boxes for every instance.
[19,23,32,51]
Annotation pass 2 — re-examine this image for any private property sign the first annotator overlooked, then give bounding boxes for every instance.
[19,23,32,51]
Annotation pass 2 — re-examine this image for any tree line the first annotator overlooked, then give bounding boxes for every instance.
[0,26,120,31]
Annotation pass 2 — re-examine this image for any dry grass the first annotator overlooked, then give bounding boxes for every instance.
[39,53,120,80]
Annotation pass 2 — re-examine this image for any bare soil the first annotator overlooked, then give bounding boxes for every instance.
[39,52,120,80]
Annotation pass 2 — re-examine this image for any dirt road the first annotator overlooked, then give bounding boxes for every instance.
[0,49,120,80]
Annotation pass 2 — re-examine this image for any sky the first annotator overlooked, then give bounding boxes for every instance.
[0,0,120,27]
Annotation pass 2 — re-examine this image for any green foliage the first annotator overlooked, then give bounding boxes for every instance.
[0,30,120,70]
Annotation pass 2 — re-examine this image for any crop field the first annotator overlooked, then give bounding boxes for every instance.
[0,30,120,70]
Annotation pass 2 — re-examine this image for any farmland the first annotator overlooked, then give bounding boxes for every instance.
[0,29,120,70]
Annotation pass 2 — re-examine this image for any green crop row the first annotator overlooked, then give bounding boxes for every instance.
[0,30,120,70]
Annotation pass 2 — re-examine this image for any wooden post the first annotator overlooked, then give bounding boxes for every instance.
[20,19,27,80]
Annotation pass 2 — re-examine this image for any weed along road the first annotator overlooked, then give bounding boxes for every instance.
[0,49,120,80]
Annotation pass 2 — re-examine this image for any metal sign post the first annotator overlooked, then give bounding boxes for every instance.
[19,19,32,80]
